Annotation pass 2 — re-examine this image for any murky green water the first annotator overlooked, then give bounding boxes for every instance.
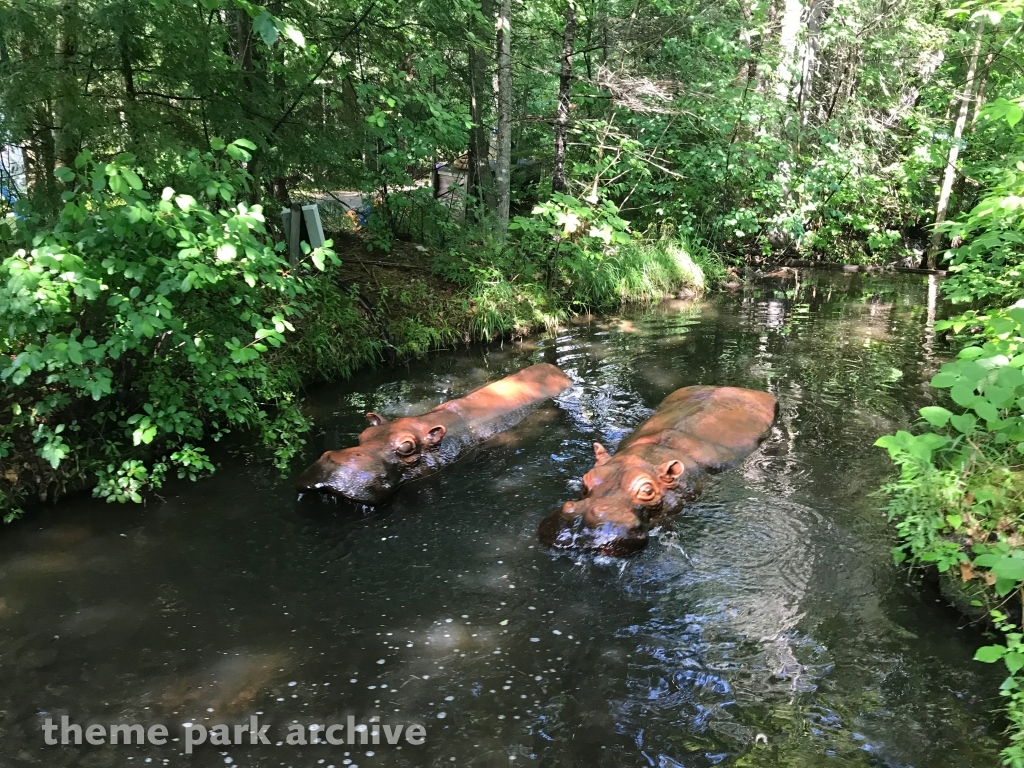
[0,272,1006,767]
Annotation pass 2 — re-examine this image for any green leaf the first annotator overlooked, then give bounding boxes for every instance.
[1006,652,1024,675]
[121,168,143,190]
[253,10,278,45]
[210,137,226,151]
[1005,104,1021,127]
[216,244,237,262]
[54,166,76,183]
[108,174,128,196]
[949,413,977,433]
[919,406,953,427]
[930,372,958,388]
[984,384,1013,407]
[975,645,1006,663]
[957,346,986,360]
[997,367,1024,389]
[996,576,1019,596]
[973,398,1000,422]
[950,383,977,407]
[992,555,1024,582]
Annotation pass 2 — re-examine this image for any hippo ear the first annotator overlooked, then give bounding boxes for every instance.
[658,459,684,488]
[593,443,611,466]
[423,425,446,446]
[366,412,387,426]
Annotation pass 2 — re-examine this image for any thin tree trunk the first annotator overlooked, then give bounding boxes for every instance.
[552,1,577,194]
[0,18,8,64]
[952,47,996,210]
[970,48,996,127]
[773,0,803,101]
[794,0,832,125]
[120,13,137,150]
[467,0,496,220]
[927,20,985,269]
[55,5,81,171]
[494,0,512,237]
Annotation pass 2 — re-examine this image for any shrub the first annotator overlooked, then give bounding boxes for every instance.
[0,140,339,518]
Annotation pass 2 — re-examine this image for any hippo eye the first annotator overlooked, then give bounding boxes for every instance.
[395,439,417,457]
[634,481,658,503]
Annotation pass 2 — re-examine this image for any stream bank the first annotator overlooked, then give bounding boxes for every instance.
[0,230,717,522]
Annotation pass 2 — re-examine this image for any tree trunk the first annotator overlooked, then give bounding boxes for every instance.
[55,4,81,171]
[120,20,137,150]
[552,2,577,194]
[26,110,58,212]
[970,48,996,127]
[0,17,9,64]
[773,0,803,101]
[951,47,996,211]
[794,0,832,128]
[494,0,512,237]
[927,21,985,269]
[467,0,496,220]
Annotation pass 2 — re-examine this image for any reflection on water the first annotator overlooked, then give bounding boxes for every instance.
[0,272,1005,767]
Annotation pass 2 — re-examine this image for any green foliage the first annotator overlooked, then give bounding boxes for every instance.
[289,279,382,382]
[506,193,632,289]
[942,141,1024,305]
[975,610,1024,768]
[877,305,1024,766]
[0,141,345,513]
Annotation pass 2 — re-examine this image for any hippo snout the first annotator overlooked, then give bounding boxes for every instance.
[295,450,392,505]
[538,503,648,556]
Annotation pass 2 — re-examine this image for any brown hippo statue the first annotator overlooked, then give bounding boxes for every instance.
[539,385,777,556]
[297,363,573,505]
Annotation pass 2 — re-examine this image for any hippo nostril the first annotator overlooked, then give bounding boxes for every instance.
[562,501,577,516]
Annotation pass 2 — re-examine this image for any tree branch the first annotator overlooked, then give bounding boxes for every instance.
[271,2,378,136]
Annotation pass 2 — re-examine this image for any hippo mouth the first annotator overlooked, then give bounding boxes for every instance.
[295,480,386,506]
[295,458,394,506]
[537,510,649,556]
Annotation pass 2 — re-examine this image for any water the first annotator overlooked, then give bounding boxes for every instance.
[0,272,1005,767]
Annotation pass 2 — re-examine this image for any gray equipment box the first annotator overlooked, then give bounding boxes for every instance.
[281,204,326,264]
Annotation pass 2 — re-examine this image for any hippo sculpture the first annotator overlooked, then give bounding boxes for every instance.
[539,385,777,556]
[297,363,573,505]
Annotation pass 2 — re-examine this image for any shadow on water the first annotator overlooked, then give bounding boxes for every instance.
[0,272,1006,767]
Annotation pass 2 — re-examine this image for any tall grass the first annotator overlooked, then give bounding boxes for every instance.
[570,239,727,308]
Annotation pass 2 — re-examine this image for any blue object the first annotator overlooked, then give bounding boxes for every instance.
[357,203,374,227]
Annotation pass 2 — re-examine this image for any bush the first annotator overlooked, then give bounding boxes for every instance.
[877,307,1024,768]
[0,140,341,518]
